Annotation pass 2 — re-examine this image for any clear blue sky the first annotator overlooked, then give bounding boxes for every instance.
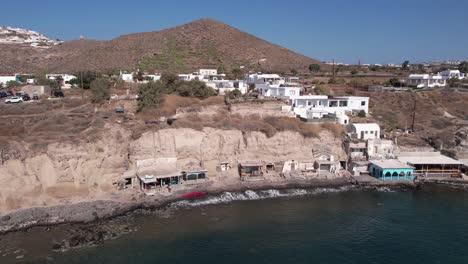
[2,0,467,64]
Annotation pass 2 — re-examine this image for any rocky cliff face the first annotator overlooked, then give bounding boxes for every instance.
[0,126,345,212]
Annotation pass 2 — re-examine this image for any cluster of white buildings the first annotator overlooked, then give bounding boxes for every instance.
[120,69,248,95]
[344,123,465,180]
[246,73,303,98]
[407,69,465,88]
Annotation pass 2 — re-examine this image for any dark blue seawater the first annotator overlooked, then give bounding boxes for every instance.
[4,185,468,263]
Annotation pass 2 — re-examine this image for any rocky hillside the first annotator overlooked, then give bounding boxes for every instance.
[0,26,60,46]
[0,19,319,74]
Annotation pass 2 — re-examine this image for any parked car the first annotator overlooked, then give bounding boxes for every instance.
[0,92,7,98]
[22,94,31,101]
[6,91,14,96]
[110,94,119,99]
[53,91,65,98]
[5,96,23,104]
[15,92,24,97]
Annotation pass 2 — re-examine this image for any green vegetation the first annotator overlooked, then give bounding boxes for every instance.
[90,78,111,103]
[402,60,410,70]
[350,69,358,75]
[231,68,243,80]
[314,86,332,96]
[308,64,320,73]
[137,81,166,112]
[138,37,186,72]
[70,71,101,89]
[224,89,242,100]
[417,64,426,73]
[459,61,468,73]
[175,80,215,99]
[328,77,346,84]
[358,110,366,118]
[386,78,404,87]
[6,80,20,88]
[290,68,298,75]
[217,64,226,74]
[137,73,216,111]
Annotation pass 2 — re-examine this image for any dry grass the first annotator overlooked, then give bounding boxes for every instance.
[171,112,343,138]
[139,94,224,118]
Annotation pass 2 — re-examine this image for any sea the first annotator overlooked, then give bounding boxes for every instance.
[2,184,468,264]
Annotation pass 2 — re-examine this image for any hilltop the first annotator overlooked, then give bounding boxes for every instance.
[0,19,319,74]
[0,26,61,47]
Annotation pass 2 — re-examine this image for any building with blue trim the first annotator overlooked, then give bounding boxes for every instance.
[369,160,414,181]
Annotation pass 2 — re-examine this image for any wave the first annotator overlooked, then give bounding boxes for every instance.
[171,186,357,208]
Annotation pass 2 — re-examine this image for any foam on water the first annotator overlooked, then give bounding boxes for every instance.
[172,186,358,208]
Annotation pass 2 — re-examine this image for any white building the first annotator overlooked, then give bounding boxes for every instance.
[0,75,18,86]
[144,75,161,81]
[407,74,446,88]
[46,74,77,89]
[178,73,202,81]
[367,139,394,159]
[348,123,380,140]
[291,95,369,121]
[245,73,301,99]
[439,69,465,80]
[285,77,300,86]
[120,73,134,82]
[199,69,217,77]
[246,73,285,86]
[206,80,248,95]
[257,84,302,98]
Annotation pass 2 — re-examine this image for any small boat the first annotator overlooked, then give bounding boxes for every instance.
[182,192,208,198]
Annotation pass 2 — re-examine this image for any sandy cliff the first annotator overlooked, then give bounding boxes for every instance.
[0,126,345,212]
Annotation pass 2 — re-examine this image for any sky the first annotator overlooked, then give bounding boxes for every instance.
[1,0,468,64]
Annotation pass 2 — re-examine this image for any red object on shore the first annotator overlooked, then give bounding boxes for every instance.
[182,192,208,198]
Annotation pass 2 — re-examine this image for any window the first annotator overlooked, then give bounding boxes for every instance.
[365,131,369,134]
[361,101,366,106]
[308,101,312,106]
[339,101,348,107]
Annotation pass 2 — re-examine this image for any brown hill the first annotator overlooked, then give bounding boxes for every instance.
[0,19,319,74]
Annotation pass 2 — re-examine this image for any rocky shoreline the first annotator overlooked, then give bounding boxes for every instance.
[1,176,466,236]
[0,177,353,234]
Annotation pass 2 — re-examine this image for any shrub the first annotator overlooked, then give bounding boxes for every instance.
[358,110,366,118]
[90,78,111,103]
[175,80,216,99]
[137,81,165,112]
[315,86,332,96]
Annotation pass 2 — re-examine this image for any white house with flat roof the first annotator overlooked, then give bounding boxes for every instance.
[247,73,301,98]
[206,79,248,95]
[120,72,134,82]
[246,73,285,86]
[199,69,217,76]
[439,69,465,80]
[348,123,380,140]
[291,95,369,121]
[407,74,446,88]
[0,75,18,86]
[46,74,77,89]
[257,84,302,98]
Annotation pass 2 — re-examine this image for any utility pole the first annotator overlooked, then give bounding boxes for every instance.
[80,71,84,99]
[411,96,417,132]
[332,59,335,78]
